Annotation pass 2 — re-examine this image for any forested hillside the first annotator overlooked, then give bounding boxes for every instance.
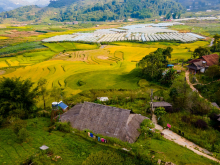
[179,0,220,11]
[0,0,184,22]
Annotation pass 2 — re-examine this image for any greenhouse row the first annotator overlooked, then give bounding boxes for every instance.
[42,32,204,43]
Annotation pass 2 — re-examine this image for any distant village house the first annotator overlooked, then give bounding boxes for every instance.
[187,54,219,73]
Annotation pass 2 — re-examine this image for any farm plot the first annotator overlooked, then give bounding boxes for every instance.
[43,42,99,52]
[0,51,56,69]
[0,44,158,95]
[0,42,45,56]
[43,32,205,44]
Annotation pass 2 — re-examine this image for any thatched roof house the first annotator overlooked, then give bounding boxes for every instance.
[60,102,148,143]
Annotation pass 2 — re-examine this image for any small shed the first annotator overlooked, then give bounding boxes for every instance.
[151,101,172,111]
[97,97,109,102]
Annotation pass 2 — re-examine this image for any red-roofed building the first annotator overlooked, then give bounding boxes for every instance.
[187,54,219,73]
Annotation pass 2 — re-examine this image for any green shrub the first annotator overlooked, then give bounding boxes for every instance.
[138,79,149,87]
[154,107,166,117]
[193,119,208,129]
[82,150,124,165]
[77,80,86,86]
[18,128,29,142]
[37,110,51,118]
[140,119,155,133]
[12,119,27,135]
[55,122,72,133]
[0,115,4,127]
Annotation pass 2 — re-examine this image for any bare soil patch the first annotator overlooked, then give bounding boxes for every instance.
[97,56,109,60]
[0,70,6,75]
[3,30,41,38]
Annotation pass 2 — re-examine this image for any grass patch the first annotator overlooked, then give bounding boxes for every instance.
[0,42,45,56]
[0,117,216,165]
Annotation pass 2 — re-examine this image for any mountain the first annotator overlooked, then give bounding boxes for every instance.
[179,0,220,11]
[0,0,49,12]
[0,0,23,11]
[0,0,184,22]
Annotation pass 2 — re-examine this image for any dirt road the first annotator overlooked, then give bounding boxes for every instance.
[152,114,220,163]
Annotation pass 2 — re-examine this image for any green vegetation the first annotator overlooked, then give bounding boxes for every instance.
[0,117,217,165]
[0,77,38,120]
[0,22,219,164]
[139,47,176,86]
[172,22,220,37]
[0,42,45,56]
[0,0,184,22]
[157,74,220,159]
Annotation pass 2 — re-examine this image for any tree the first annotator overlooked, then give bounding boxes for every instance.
[50,87,62,102]
[205,65,220,81]
[0,78,38,118]
[163,47,173,60]
[213,34,220,44]
[169,87,178,103]
[160,68,177,86]
[139,47,173,81]
[172,12,177,19]
[38,78,48,110]
[193,46,211,58]
[166,12,172,20]
[154,107,166,117]
[177,12,181,19]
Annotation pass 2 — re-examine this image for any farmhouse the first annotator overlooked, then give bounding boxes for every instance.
[187,54,219,73]
[60,102,148,143]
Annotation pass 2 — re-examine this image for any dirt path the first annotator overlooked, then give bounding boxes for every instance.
[150,71,220,163]
[185,71,203,98]
[210,38,215,47]
[152,113,220,163]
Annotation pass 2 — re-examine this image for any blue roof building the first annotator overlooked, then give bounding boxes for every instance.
[52,101,69,111]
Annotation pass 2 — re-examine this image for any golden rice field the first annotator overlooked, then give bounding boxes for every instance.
[0,36,8,40]
[0,41,209,99]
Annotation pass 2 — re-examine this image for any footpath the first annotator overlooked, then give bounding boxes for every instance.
[151,71,220,163]
[185,71,203,98]
[152,114,220,163]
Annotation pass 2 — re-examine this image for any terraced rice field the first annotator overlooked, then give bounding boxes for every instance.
[0,41,209,97]
[1,44,155,95]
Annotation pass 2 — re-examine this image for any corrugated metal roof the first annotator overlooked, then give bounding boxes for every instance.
[58,101,68,110]
[202,54,219,66]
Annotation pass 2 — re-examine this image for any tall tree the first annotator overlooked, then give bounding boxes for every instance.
[193,46,211,58]
[139,47,173,81]
[0,78,38,118]
[213,34,220,44]
[38,78,48,110]
[205,65,220,81]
